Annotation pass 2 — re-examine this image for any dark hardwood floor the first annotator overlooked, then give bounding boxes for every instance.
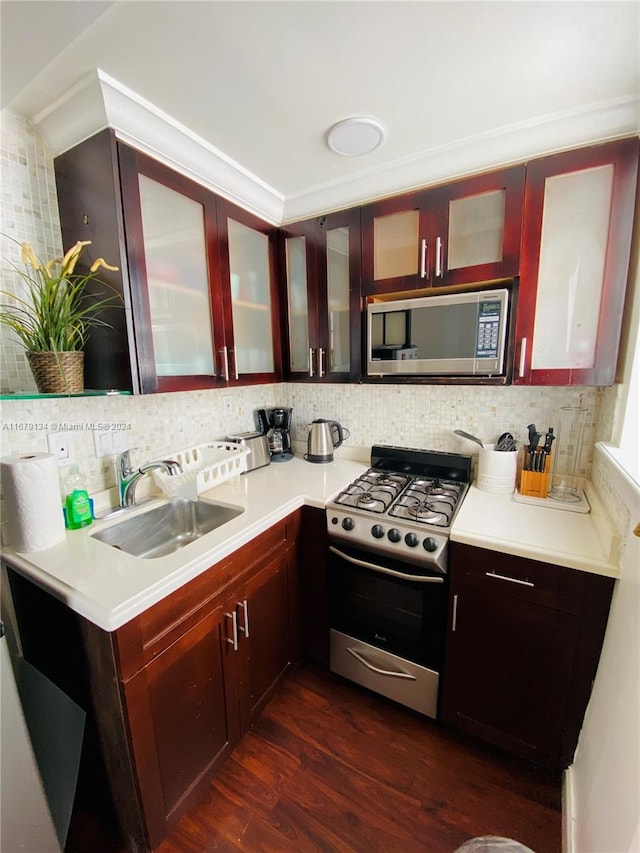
[154,665,562,853]
[67,664,561,853]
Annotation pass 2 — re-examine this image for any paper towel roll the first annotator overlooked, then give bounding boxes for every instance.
[1,453,65,551]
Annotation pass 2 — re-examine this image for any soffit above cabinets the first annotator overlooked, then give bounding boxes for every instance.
[2,1,639,224]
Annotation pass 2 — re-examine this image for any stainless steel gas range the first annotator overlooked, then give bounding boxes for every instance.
[326,445,472,719]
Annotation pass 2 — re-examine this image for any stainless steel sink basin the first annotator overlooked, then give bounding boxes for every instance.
[91,498,244,559]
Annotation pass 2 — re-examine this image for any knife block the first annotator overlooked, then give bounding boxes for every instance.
[519,452,552,498]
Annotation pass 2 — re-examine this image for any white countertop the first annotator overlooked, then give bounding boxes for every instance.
[2,457,367,632]
[451,483,619,578]
[2,458,619,633]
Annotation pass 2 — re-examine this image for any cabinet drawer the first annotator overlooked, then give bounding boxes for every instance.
[116,516,295,679]
[450,542,587,614]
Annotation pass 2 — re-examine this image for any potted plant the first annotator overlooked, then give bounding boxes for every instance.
[0,239,119,394]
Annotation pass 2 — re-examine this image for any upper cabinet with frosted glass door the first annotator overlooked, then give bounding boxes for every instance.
[55,131,281,393]
[216,198,281,385]
[514,139,638,386]
[118,145,226,392]
[361,166,525,295]
[281,209,361,382]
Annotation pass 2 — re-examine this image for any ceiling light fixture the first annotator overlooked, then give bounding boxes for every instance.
[327,117,385,156]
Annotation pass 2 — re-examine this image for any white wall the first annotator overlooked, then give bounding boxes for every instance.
[566,463,640,852]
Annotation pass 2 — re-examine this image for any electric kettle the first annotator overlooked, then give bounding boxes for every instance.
[306,419,349,463]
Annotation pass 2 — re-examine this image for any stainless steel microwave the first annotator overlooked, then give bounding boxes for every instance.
[367,288,509,377]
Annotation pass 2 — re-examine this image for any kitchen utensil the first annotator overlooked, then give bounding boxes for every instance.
[543,428,555,454]
[526,424,541,452]
[306,419,349,463]
[226,431,271,472]
[476,444,518,494]
[496,432,517,452]
[453,430,484,448]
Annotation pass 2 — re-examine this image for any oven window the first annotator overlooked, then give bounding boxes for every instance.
[328,548,446,670]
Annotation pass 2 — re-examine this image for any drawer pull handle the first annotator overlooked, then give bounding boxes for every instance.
[237,599,250,638]
[485,571,535,588]
[346,647,417,681]
[224,610,238,650]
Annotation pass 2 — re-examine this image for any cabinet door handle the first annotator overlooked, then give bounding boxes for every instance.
[435,236,443,278]
[237,599,249,638]
[485,571,535,588]
[220,346,230,382]
[420,238,428,279]
[309,347,315,378]
[231,347,239,380]
[224,610,238,650]
[518,337,528,378]
[317,347,324,378]
[346,647,417,681]
[452,593,458,632]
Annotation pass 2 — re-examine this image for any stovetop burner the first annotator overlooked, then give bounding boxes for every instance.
[333,469,465,528]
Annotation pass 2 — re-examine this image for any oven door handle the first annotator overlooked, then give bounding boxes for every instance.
[346,647,417,680]
[329,546,445,583]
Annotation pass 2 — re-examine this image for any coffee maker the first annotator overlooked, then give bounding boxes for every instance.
[257,408,293,462]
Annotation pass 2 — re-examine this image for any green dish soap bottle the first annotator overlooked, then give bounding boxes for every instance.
[64,465,93,530]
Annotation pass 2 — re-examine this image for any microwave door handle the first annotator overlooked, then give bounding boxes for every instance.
[329,546,444,583]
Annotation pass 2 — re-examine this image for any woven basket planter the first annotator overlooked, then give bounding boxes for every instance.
[26,351,85,394]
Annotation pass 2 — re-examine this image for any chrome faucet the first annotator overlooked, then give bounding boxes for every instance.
[117,450,183,508]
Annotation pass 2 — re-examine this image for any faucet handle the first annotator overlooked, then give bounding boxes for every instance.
[118,448,139,478]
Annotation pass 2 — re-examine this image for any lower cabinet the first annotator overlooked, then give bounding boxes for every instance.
[114,514,300,849]
[440,542,614,773]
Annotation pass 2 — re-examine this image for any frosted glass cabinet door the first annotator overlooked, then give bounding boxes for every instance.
[138,175,215,377]
[532,166,613,370]
[326,227,350,373]
[227,218,275,375]
[447,190,506,271]
[285,235,311,374]
[516,139,638,386]
[373,210,420,280]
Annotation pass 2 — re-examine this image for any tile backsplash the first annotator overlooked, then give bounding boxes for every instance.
[1,382,601,496]
[0,110,63,393]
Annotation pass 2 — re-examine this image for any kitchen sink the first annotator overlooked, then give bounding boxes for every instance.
[91,497,244,559]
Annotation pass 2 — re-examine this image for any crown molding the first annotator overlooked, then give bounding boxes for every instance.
[33,70,638,226]
[33,69,285,225]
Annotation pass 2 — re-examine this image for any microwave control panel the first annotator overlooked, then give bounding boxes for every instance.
[475,300,502,359]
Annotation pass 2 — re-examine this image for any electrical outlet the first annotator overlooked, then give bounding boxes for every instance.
[223,394,233,414]
[47,432,76,466]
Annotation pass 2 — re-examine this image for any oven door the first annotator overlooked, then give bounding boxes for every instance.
[327,542,447,671]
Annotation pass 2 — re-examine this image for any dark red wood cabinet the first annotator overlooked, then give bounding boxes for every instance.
[54,129,281,393]
[514,138,639,386]
[280,208,362,381]
[440,542,614,773]
[361,165,525,295]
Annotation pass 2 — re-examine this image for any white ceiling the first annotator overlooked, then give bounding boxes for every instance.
[2,1,639,222]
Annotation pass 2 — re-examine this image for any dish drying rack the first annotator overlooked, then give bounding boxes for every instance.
[152,442,250,498]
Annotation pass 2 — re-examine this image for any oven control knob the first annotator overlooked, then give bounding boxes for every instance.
[405,532,420,548]
[387,528,402,543]
[371,524,385,539]
[342,517,355,531]
[423,537,438,552]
